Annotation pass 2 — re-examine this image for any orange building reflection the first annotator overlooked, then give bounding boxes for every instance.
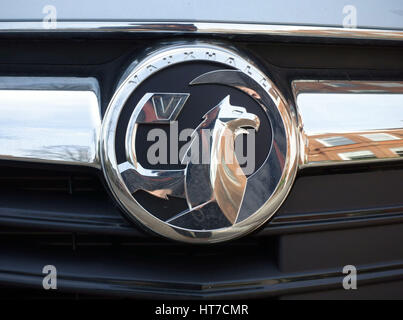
[307,128,403,163]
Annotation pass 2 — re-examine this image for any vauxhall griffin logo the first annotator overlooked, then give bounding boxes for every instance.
[101,43,298,243]
[120,94,260,226]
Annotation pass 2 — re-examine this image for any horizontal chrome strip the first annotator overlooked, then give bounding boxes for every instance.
[2,77,402,170]
[294,80,403,167]
[0,77,101,168]
[0,21,402,41]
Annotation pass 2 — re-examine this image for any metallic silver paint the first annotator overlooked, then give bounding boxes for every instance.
[2,0,403,30]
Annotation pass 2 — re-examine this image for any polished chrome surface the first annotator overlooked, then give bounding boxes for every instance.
[134,92,189,124]
[100,43,299,243]
[176,95,260,226]
[293,80,403,167]
[122,94,260,227]
[121,92,190,199]
[0,77,101,167]
[189,69,293,225]
[0,21,402,41]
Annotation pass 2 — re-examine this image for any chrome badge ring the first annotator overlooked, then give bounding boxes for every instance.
[100,42,299,243]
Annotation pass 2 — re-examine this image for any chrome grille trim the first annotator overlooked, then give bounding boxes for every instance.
[0,77,101,168]
[294,80,403,167]
[1,78,402,169]
[0,21,402,41]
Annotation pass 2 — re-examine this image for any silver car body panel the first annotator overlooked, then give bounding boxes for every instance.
[1,0,402,30]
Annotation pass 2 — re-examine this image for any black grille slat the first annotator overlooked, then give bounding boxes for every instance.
[0,164,143,236]
[0,163,402,237]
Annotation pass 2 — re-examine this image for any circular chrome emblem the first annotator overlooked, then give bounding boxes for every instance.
[101,43,298,243]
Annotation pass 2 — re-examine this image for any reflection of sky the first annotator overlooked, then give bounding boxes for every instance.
[0,90,99,129]
[0,127,89,150]
[298,93,403,135]
[0,90,100,162]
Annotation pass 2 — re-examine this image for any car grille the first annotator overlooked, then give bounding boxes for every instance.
[0,27,402,299]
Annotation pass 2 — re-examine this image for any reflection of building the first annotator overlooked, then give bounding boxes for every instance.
[294,81,403,95]
[308,129,403,163]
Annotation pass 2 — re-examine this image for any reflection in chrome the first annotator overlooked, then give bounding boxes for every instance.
[121,92,191,199]
[391,147,403,157]
[121,90,261,228]
[135,92,189,124]
[316,136,355,147]
[101,43,299,243]
[138,95,261,227]
[359,133,399,142]
[338,150,376,161]
[178,95,260,226]
[0,77,101,167]
[293,80,403,167]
